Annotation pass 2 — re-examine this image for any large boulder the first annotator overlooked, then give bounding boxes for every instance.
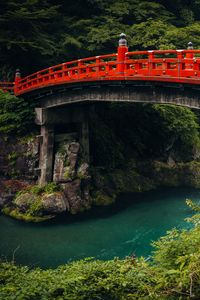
[14,192,38,212]
[77,163,90,179]
[53,142,80,182]
[61,179,91,214]
[41,192,67,214]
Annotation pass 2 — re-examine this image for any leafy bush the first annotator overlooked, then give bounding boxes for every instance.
[90,103,200,167]
[18,182,60,196]
[0,91,35,135]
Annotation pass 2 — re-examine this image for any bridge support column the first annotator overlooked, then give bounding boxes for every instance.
[35,106,91,184]
[39,125,54,185]
[79,110,90,163]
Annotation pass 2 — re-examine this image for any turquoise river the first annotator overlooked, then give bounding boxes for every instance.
[0,187,199,268]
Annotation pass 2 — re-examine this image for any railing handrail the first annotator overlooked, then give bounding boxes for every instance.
[18,53,117,84]
[0,81,14,92]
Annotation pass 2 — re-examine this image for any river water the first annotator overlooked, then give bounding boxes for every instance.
[0,187,199,268]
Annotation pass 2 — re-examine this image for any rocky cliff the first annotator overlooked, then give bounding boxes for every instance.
[1,103,200,222]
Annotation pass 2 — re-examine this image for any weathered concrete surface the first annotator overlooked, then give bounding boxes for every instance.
[39,125,54,185]
[35,105,91,185]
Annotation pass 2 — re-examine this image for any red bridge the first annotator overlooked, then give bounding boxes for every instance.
[1,34,200,97]
[2,34,200,185]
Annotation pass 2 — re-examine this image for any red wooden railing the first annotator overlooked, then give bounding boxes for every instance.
[2,48,200,97]
[14,53,118,96]
[0,81,14,92]
[125,50,200,79]
[13,49,200,96]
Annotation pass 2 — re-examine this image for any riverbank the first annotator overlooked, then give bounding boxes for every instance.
[91,160,200,206]
[2,158,200,222]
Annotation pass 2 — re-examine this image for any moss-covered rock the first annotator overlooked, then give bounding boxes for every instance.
[152,161,180,187]
[152,160,200,188]
[91,164,156,205]
[77,163,90,180]
[93,191,116,206]
[14,192,38,212]
[41,192,67,214]
[2,206,53,222]
[2,183,66,222]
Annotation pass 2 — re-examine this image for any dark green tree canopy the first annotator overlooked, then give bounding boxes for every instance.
[1,0,200,78]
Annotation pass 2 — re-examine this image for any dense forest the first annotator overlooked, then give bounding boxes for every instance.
[2,0,200,78]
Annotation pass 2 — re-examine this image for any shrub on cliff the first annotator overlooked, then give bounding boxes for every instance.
[153,104,200,161]
[0,91,35,136]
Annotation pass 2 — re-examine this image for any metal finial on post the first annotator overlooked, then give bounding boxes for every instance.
[119,33,127,47]
[15,68,21,80]
[14,68,21,89]
[186,42,194,69]
[187,42,193,50]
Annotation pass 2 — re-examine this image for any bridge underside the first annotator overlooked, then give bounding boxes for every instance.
[29,80,200,109]
[33,80,200,184]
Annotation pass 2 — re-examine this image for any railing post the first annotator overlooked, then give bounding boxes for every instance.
[117,33,128,75]
[177,50,184,77]
[95,56,100,77]
[148,51,154,76]
[14,69,21,94]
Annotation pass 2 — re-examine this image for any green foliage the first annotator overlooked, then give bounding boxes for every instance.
[153,105,199,137]
[63,167,72,180]
[0,0,61,75]
[186,198,200,212]
[90,103,200,168]
[93,191,116,206]
[2,200,200,298]
[0,91,35,135]
[2,206,53,222]
[152,104,200,158]
[130,19,176,50]
[19,182,60,196]
[42,182,61,193]
[27,196,43,215]
[6,152,19,178]
[2,0,200,76]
